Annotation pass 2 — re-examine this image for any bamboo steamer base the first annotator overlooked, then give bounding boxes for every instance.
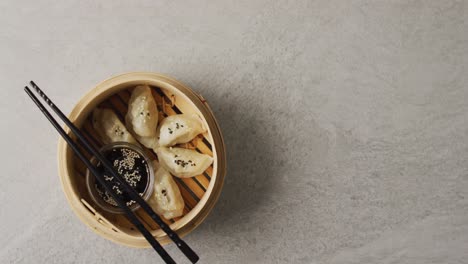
[57,72,226,247]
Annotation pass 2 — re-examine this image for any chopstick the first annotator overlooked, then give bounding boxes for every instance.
[29,81,199,263]
[24,86,176,264]
[25,82,199,264]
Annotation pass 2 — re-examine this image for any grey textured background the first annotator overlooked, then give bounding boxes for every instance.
[1,1,467,263]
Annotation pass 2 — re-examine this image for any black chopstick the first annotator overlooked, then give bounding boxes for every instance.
[28,81,199,264]
[24,86,176,264]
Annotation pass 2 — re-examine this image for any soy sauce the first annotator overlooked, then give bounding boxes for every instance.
[94,146,149,207]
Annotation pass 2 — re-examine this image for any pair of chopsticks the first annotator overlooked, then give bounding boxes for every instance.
[25,81,199,264]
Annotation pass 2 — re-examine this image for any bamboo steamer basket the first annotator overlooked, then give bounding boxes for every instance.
[57,72,226,247]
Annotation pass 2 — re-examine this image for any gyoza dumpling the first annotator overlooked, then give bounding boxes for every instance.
[155,147,213,178]
[126,85,158,137]
[147,161,184,219]
[126,123,159,149]
[158,114,206,147]
[92,108,137,144]
[132,134,159,149]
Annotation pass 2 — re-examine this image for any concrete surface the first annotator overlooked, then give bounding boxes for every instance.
[1,0,467,263]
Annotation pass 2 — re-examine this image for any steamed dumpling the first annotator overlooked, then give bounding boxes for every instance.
[147,161,184,219]
[132,134,159,149]
[126,123,159,149]
[126,85,158,137]
[92,108,136,144]
[155,147,213,178]
[158,114,206,147]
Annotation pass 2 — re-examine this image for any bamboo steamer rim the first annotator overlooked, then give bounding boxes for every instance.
[57,72,226,247]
